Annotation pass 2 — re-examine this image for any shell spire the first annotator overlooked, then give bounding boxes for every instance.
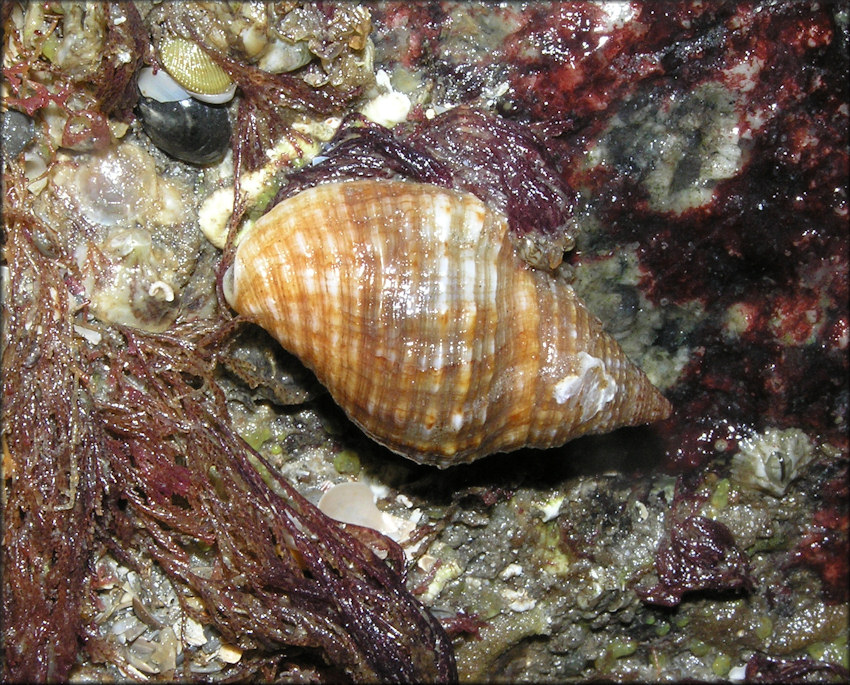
[227,180,672,467]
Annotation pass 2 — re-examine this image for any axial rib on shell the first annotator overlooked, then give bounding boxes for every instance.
[226,180,672,467]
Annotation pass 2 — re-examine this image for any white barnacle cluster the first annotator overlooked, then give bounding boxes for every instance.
[730,427,817,497]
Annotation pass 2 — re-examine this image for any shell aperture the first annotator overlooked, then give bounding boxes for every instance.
[226,180,672,467]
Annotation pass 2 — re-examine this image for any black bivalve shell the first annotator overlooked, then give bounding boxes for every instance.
[137,95,230,165]
[1,109,36,160]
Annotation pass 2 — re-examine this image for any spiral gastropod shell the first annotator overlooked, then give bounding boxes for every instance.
[226,180,672,467]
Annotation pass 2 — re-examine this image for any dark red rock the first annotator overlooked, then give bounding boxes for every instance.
[745,652,850,683]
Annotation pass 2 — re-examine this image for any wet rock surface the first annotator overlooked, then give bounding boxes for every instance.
[349,2,849,679]
[2,1,847,682]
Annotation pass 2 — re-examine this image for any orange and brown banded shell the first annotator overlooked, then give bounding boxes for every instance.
[226,179,672,467]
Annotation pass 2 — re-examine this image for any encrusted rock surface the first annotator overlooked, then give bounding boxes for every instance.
[2,2,847,682]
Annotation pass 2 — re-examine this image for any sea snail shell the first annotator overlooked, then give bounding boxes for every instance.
[225,180,672,467]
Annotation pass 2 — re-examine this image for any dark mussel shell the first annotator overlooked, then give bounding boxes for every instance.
[137,95,230,166]
[2,109,36,161]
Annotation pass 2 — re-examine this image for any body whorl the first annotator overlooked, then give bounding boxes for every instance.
[227,179,672,467]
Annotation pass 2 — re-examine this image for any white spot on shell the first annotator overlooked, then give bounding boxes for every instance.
[450,411,465,431]
[553,352,618,422]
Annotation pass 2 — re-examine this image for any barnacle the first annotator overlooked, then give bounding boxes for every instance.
[731,427,817,497]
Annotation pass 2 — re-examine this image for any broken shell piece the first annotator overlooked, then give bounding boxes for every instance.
[226,179,672,467]
[137,66,191,103]
[318,481,416,543]
[217,643,242,664]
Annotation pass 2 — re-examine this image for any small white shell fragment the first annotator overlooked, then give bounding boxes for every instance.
[499,563,523,580]
[418,554,463,604]
[137,67,190,103]
[73,324,103,345]
[290,115,342,142]
[728,665,748,681]
[217,643,242,664]
[417,554,437,573]
[23,148,49,194]
[537,495,565,522]
[317,481,415,543]
[177,617,208,648]
[111,613,144,637]
[198,186,237,250]
[359,69,411,127]
[116,662,150,681]
[502,588,537,612]
[148,281,175,302]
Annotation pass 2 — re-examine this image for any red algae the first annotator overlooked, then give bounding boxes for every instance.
[639,514,754,607]
[556,2,849,470]
[745,652,850,683]
[3,2,146,150]
[1,173,102,683]
[2,134,455,685]
[788,464,850,604]
[638,477,754,607]
[272,106,577,269]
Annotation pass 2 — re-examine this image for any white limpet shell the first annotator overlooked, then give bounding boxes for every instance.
[138,67,191,103]
[226,179,672,467]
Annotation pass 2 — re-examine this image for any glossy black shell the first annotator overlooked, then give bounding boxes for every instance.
[137,95,230,165]
[1,110,36,160]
